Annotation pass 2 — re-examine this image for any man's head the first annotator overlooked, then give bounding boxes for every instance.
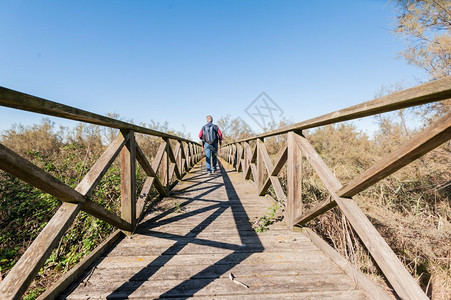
[206,115,213,123]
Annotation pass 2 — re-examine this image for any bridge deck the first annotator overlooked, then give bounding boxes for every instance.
[64,160,370,299]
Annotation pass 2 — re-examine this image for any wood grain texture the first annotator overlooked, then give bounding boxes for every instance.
[286,132,303,228]
[121,131,137,232]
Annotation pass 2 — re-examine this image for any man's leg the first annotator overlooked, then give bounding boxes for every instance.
[212,148,217,172]
[204,145,211,173]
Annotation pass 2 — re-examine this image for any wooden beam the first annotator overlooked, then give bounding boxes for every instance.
[136,176,156,220]
[228,76,451,144]
[257,140,287,202]
[259,145,287,195]
[151,142,167,175]
[338,112,451,198]
[166,141,182,180]
[0,142,133,231]
[256,139,265,191]
[0,143,85,204]
[0,86,197,144]
[76,132,129,197]
[291,133,428,299]
[0,203,81,300]
[120,131,137,232]
[334,197,428,299]
[37,230,124,300]
[286,131,303,228]
[135,143,167,196]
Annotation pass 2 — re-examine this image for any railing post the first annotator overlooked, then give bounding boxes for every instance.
[120,130,136,233]
[256,138,265,192]
[287,131,303,229]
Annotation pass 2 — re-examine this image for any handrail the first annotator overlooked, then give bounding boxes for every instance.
[0,86,197,144]
[220,77,451,299]
[0,90,204,299]
[226,76,451,145]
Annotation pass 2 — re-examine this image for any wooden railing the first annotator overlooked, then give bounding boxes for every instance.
[0,87,203,300]
[220,76,451,300]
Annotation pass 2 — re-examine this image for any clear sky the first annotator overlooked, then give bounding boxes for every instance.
[0,0,426,139]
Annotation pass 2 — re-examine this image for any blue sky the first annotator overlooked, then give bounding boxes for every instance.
[0,0,426,139]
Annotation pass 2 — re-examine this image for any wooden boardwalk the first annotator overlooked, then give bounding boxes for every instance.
[64,159,371,299]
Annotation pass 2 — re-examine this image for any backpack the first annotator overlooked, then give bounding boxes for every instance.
[202,123,218,145]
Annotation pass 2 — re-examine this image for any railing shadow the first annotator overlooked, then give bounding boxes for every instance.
[107,161,263,298]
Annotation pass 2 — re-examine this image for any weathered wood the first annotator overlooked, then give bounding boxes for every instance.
[67,161,375,300]
[256,139,265,191]
[151,142,167,175]
[334,197,428,299]
[120,131,137,232]
[136,176,157,220]
[76,132,129,197]
[301,228,391,300]
[0,86,196,143]
[0,142,131,229]
[0,203,81,300]
[291,133,342,225]
[37,230,124,300]
[338,112,451,198]
[286,131,303,228]
[0,143,85,204]
[135,143,167,196]
[167,141,182,180]
[258,144,287,195]
[291,134,427,299]
[229,76,451,143]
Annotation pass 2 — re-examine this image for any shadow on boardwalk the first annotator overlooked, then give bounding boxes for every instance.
[107,161,263,298]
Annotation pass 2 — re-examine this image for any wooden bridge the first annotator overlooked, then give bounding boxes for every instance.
[0,77,450,299]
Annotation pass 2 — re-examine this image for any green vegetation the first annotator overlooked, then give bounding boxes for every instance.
[252,202,281,233]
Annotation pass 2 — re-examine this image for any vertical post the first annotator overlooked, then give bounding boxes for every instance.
[178,141,183,176]
[287,131,303,229]
[121,130,136,233]
[256,138,265,192]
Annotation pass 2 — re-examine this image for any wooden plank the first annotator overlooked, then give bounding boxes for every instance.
[0,143,85,204]
[301,228,391,300]
[0,86,197,143]
[286,131,303,228]
[37,230,124,300]
[338,112,451,197]
[0,203,81,300]
[76,132,128,197]
[120,131,137,232]
[228,76,451,143]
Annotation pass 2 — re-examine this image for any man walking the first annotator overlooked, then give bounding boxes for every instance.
[199,115,223,174]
